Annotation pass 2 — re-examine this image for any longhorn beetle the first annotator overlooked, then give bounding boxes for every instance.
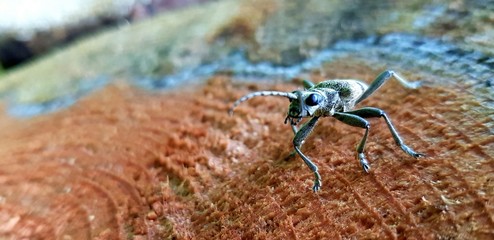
[229,70,425,192]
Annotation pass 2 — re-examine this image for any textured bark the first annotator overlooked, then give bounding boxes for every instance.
[0,69,492,238]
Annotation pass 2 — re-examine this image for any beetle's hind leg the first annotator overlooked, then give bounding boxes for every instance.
[333,112,371,172]
[345,107,425,158]
[355,70,422,105]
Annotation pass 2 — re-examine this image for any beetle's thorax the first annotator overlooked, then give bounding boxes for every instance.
[317,88,343,115]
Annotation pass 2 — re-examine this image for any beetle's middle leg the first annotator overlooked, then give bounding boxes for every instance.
[333,112,371,172]
[345,107,425,158]
[293,116,322,192]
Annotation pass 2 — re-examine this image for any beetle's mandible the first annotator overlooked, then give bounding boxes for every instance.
[229,70,425,192]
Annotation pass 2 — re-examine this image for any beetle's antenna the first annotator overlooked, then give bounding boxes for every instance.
[229,91,298,115]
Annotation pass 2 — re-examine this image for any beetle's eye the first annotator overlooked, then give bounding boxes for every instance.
[305,93,321,106]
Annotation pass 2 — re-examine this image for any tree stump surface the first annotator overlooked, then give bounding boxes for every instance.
[0,0,493,239]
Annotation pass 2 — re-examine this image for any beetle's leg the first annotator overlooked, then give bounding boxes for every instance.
[291,124,298,135]
[303,79,315,89]
[282,124,298,160]
[333,112,371,172]
[355,70,422,105]
[345,107,425,158]
[293,116,322,192]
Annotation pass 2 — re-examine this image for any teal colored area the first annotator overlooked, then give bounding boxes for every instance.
[4,32,494,117]
[6,76,109,117]
[136,33,493,91]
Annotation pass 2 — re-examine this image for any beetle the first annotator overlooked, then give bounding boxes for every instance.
[229,70,425,192]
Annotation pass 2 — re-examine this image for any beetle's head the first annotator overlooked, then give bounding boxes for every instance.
[285,90,339,125]
[229,88,338,126]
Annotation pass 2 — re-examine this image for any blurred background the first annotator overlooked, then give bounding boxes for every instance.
[0,0,492,119]
[1,0,493,117]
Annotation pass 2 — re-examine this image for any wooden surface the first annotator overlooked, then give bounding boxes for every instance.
[0,70,492,238]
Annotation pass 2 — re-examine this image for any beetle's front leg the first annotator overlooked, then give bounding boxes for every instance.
[293,116,322,192]
[290,124,298,135]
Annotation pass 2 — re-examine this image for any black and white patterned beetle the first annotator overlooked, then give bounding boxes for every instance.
[230,70,425,192]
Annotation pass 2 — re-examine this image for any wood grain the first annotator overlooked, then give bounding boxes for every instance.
[0,70,492,238]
